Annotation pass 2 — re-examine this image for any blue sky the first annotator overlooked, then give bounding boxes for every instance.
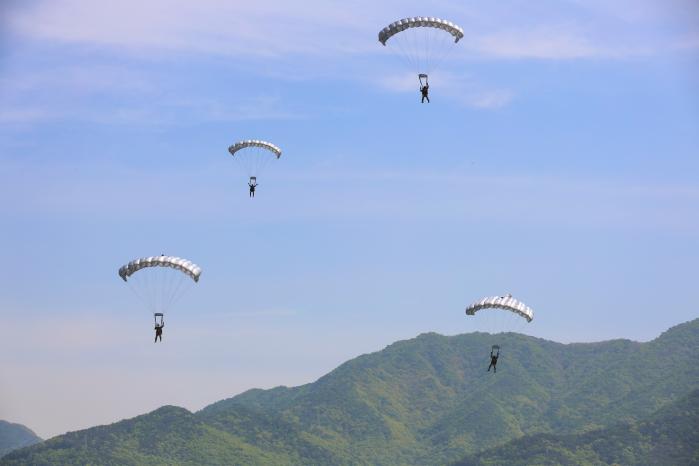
[1,0,698,438]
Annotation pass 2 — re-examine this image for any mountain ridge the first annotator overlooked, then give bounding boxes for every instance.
[0,421,42,458]
[3,318,698,465]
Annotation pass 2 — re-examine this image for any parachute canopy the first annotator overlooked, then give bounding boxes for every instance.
[119,255,201,318]
[228,140,282,159]
[377,16,464,84]
[119,256,202,283]
[465,294,534,323]
[227,139,282,182]
[378,17,464,46]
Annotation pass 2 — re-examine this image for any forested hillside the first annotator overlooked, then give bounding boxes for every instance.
[4,319,698,465]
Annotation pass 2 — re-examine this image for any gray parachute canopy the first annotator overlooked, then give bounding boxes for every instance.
[378,17,464,45]
[118,256,202,283]
[228,140,282,159]
[465,294,534,322]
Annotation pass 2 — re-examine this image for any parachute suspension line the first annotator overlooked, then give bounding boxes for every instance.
[159,267,168,313]
[153,265,162,314]
[142,264,156,313]
[253,148,273,179]
[430,31,457,76]
[384,26,461,82]
[125,265,194,317]
[392,36,411,70]
[392,38,417,77]
[163,272,188,313]
[166,273,186,310]
[493,308,504,334]
[158,268,167,313]
[159,264,175,314]
[154,265,162,314]
[423,26,433,73]
[126,279,149,313]
[392,29,420,74]
[234,146,277,182]
[412,27,426,72]
[130,268,154,314]
[405,26,420,71]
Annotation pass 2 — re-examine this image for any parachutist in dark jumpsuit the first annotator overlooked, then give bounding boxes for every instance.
[248,181,257,198]
[154,321,164,343]
[487,348,499,373]
[420,83,430,103]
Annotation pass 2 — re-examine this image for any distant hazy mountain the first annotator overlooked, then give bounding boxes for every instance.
[0,421,41,458]
[454,388,699,466]
[2,318,698,465]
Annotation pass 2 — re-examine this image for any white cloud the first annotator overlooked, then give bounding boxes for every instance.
[7,0,379,58]
[7,0,696,62]
[459,89,514,109]
[166,94,308,122]
[0,65,153,95]
[0,69,304,125]
[2,0,695,128]
[472,28,651,60]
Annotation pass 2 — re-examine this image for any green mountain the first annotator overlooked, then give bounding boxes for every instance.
[0,421,42,458]
[454,388,699,466]
[3,318,698,465]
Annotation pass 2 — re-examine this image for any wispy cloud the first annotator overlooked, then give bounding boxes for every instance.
[7,0,697,62]
[0,62,304,125]
[374,71,514,109]
[463,89,514,108]
[472,28,649,60]
[166,94,308,122]
[2,0,696,128]
[0,64,153,95]
[7,0,378,58]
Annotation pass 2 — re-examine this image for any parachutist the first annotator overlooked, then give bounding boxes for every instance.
[379,19,461,103]
[420,83,430,103]
[154,320,164,343]
[248,180,257,198]
[487,346,500,373]
[119,257,200,344]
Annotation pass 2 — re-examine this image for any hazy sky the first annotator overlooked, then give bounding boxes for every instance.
[1,0,698,439]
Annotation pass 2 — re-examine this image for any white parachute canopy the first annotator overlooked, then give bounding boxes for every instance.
[378,16,464,78]
[228,139,282,181]
[119,255,201,316]
[464,294,534,335]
